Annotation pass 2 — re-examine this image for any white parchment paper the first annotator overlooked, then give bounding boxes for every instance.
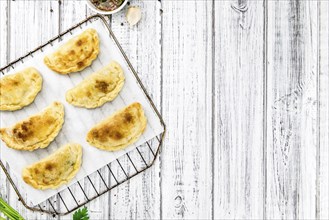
[0,18,164,206]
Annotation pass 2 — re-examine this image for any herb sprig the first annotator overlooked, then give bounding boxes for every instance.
[0,197,24,220]
[73,207,89,220]
[0,197,90,220]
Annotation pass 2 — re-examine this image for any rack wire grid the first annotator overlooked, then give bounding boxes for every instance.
[0,14,166,216]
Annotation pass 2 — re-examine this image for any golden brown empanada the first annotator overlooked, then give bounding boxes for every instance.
[0,102,64,151]
[44,28,99,74]
[66,61,125,108]
[22,143,82,190]
[0,67,42,111]
[86,102,147,151]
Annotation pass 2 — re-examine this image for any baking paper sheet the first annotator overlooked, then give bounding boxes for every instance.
[0,18,164,206]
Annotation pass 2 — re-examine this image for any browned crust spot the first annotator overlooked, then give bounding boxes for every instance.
[91,125,124,142]
[86,91,92,97]
[109,129,123,140]
[95,80,109,93]
[45,162,56,171]
[77,61,84,68]
[76,40,83,46]
[124,113,133,124]
[13,121,34,142]
[12,80,19,86]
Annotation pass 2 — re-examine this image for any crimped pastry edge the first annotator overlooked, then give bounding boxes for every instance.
[86,102,147,151]
[44,28,99,74]
[22,143,82,190]
[0,67,43,111]
[0,102,65,151]
[65,61,125,109]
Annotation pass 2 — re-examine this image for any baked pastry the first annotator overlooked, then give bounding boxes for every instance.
[66,61,125,108]
[44,28,99,74]
[86,102,147,151]
[0,102,64,151]
[0,67,42,111]
[22,143,82,190]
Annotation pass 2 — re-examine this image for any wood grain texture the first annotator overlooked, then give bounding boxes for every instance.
[1,1,60,219]
[266,1,319,219]
[108,0,162,219]
[213,0,265,219]
[0,0,8,69]
[1,0,329,219]
[58,1,110,220]
[0,1,9,219]
[161,1,213,219]
[318,1,329,219]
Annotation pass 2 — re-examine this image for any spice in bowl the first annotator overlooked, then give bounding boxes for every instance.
[89,0,125,12]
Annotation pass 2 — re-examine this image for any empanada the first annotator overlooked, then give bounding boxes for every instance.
[0,102,64,151]
[0,67,42,111]
[22,143,82,190]
[86,102,147,151]
[66,61,125,108]
[44,28,99,74]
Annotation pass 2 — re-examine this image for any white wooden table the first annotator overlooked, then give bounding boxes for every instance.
[0,0,328,219]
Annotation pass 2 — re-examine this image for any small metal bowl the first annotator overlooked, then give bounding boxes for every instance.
[86,0,129,15]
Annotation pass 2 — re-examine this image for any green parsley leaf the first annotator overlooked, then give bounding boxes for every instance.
[73,207,89,220]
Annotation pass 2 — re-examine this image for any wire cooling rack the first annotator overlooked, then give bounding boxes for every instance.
[0,14,166,216]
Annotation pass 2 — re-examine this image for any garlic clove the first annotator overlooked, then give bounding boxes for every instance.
[126,6,142,27]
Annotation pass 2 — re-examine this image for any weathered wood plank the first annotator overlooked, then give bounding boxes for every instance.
[266,1,318,219]
[2,1,327,220]
[0,1,9,220]
[59,0,89,31]
[0,0,8,68]
[58,1,111,219]
[318,1,329,219]
[213,0,265,219]
[109,1,162,219]
[4,1,60,219]
[161,1,213,219]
